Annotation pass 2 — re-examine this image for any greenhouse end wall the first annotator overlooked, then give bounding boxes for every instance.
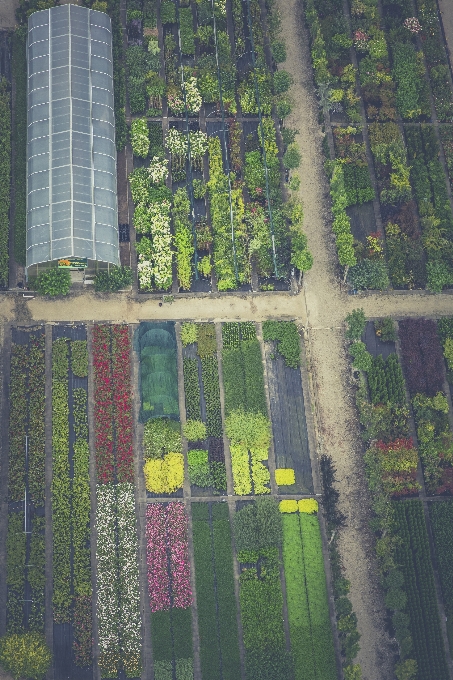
[26,4,119,277]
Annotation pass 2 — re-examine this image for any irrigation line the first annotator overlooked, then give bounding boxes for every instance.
[242,0,279,278]
[209,0,240,283]
[175,0,199,279]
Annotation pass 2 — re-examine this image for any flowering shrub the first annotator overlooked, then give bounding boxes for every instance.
[148,156,168,185]
[298,498,318,514]
[279,500,298,513]
[112,326,134,483]
[143,453,184,494]
[93,325,114,483]
[130,118,150,158]
[404,17,422,34]
[275,468,296,486]
[183,77,202,114]
[165,129,208,159]
[146,503,193,611]
[353,30,369,51]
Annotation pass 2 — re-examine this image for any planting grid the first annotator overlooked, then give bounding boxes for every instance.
[1,320,345,680]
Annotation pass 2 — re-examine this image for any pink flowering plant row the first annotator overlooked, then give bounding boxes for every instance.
[146,502,193,612]
[112,325,134,483]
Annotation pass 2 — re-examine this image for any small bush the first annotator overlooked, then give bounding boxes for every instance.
[36,269,71,296]
[181,322,197,346]
[94,267,132,292]
[273,70,293,94]
[160,0,176,24]
[183,419,207,442]
[349,342,372,372]
[275,468,295,485]
[345,308,366,341]
[281,127,298,146]
[298,498,318,514]
[348,259,389,290]
[283,144,301,170]
[271,40,287,63]
[0,632,52,680]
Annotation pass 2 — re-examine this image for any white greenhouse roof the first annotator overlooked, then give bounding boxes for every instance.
[26,4,119,270]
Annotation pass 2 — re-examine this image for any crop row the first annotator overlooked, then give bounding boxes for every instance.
[93,325,142,677]
[0,77,10,287]
[282,510,336,680]
[51,334,92,666]
[146,502,194,679]
[394,500,448,680]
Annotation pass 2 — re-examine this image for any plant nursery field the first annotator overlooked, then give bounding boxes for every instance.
[0,319,342,680]
[346,311,453,679]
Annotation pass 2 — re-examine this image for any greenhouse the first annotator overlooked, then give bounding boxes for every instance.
[26,4,119,278]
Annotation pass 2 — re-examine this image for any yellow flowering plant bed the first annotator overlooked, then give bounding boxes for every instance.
[143,452,184,494]
[298,498,318,514]
[275,468,295,486]
[279,500,298,513]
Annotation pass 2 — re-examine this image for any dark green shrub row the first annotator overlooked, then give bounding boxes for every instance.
[0,78,10,287]
[262,320,300,368]
[179,7,195,56]
[429,501,453,647]
[200,356,222,438]
[222,323,267,416]
[405,125,453,291]
[392,42,431,121]
[367,354,406,406]
[107,0,127,149]
[183,357,201,420]
[12,27,27,266]
[192,503,241,680]
[343,162,374,206]
[394,500,448,680]
[93,266,132,292]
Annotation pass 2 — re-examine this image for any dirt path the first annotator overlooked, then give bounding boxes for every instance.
[438,0,453,70]
[0,0,18,30]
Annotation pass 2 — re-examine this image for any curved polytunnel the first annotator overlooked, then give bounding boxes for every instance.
[26,4,119,277]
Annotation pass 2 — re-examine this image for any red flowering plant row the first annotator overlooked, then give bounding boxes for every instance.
[146,502,193,612]
[92,325,115,483]
[112,325,134,483]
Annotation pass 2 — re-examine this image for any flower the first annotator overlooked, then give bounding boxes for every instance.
[404,17,422,33]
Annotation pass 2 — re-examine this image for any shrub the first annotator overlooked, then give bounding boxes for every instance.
[181,322,197,346]
[275,468,295,485]
[273,70,293,94]
[374,318,396,343]
[298,498,318,514]
[279,500,298,513]
[94,267,132,292]
[36,269,71,296]
[348,259,389,290]
[160,0,175,24]
[272,40,287,63]
[234,497,282,551]
[262,320,300,368]
[283,144,301,169]
[130,118,150,157]
[183,419,206,442]
[225,410,271,450]
[0,632,52,680]
[143,419,182,459]
[345,309,366,341]
[143,452,184,493]
[71,341,88,378]
[349,342,372,372]
[187,449,211,486]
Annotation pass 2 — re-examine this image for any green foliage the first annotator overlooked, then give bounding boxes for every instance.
[349,342,372,372]
[0,632,51,680]
[271,40,287,63]
[222,323,267,416]
[273,70,293,94]
[197,323,217,358]
[187,450,210,486]
[262,320,300,368]
[94,267,132,292]
[392,42,430,120]
[160,0,176,24]
[6,512,26,633]
[143,418,182,459]
[130,118,150,157]
[348,259,390,291]
[345,309,366,341]
[429,502,453,631]
[283,144,301,170]
[36,269,71,297]
[0,78,10,286]
[192,507,241,679]
[394,500,448,679]
[282,513,336,680]
[106,0,127,149]
[71,341,88,378]
[201,355,222,438]
[374,318,396,343]
[183,419,206,442]
[12,27,27,265]
[181,323,197,347]
[183,358,201,421]
[233,498,282,552]
[395,659,418,680]
[330,162,357,268]
[225,409,271,450]
[179,7,195,55]
[367,354,406,406]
